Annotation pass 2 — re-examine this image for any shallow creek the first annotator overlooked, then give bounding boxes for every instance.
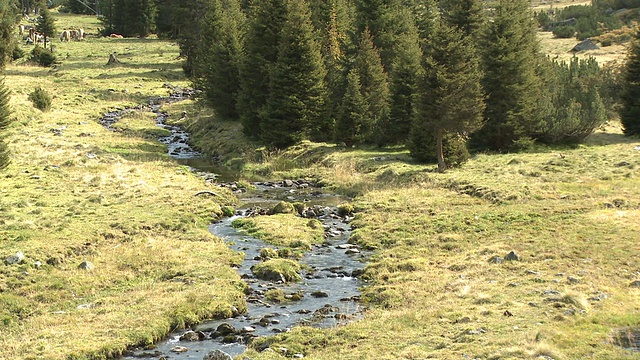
[101,91,368,359]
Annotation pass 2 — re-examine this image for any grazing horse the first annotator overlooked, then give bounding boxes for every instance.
[109,33,123,38]
[59,30,70,42]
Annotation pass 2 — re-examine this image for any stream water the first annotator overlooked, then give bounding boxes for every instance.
[101,89,368,359]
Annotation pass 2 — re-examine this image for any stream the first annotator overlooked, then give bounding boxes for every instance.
[101,88,368,359]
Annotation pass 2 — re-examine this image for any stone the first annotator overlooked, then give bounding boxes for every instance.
[311,291,329,298]
[488,256,503,264]
[179,331,204,341]
[283,180,295,187]
[203,349,233,360]
[171,346,188,353]
[567,276,580,284]
[571,38,600,52]
[504,251,521,261]
[5,251,24,265]
[629,280,640,288]
[215,323,236,335]
[78,261,95,271]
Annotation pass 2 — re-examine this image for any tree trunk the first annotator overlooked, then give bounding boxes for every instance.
[436,128,446,173]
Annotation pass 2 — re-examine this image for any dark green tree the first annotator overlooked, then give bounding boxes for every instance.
[379,16,422,146]
[99,0,154,37]
[260,0,327,148]
[439,0,485,38]
[471,0,543,151]
[237,0,287,138]
[354,27,390,144]
[154,0,211,76]
[410,21,484,171]
[312,0,357,142]
[0,0,19,68]
[195,0,245,120]
[335,68,369,147]
[62,0,96,14]
[621,29,640,136]
[35,6,55,49]
[537,56,607,143]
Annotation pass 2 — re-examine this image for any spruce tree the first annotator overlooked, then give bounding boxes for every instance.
[471,0,543,151]
[35,6,55,49]
[439,0,485,38]
[197,0,245,120]
[621,29,640,136]
[260,0,328,148]
[313,0,357,142]
[335,68,369,147]
[0,0,18,68]
[237,0,287,139]
[381,15,422,146]
[410,21,484,171]
[354,28,390,144]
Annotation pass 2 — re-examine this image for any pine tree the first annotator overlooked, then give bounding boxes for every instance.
[237,0,288,139]
[354,27,390,144]
[99,0,154,37]
[312,0,357,142]
[410,21,484,171]
[439,0,485,38]
[197,0,245,120]
[380,15,422,146]
[471,0,543,151]
[0,0,18,68]
[35,6,55,49]
[260,0,328,148]
[335,68,369,147]
[621,29,640,136]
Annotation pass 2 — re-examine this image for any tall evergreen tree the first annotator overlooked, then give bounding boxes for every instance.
[471,0,543,151]
[379,15,422,146]
[259,0,327,148]
[313,0,357,142]
[0,0,18,68]
[237,0,287,138]
[335,68,369,147]
[354,27,390,144]
[196,0,245,120]
[99,0,154,37]
[410,21,484,171]
[621,29,640,136]
[35,6,55,49]
[439,0,485,38]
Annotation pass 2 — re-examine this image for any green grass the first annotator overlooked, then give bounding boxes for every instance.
[1,11,244,359]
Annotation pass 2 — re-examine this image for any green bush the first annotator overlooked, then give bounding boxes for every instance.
[28,87,52,112]
[30,46,57,67]
[12,44,25,61]
[553,26,576,39]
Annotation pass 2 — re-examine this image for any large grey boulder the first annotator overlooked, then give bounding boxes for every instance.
[5,251,24,265]
[203,350,233,360]
[572,39,600,52]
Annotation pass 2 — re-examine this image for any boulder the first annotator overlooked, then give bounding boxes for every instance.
[571,39,600,52]
[203,349,233,360]
[630,280,640,288]
[504,251,521,261]
[5,251,24,265]
[78,261,95,270]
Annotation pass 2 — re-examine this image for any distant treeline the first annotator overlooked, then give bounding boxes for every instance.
[66,0,622,168]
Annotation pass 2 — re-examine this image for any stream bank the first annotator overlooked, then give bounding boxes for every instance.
[99,92,369,359]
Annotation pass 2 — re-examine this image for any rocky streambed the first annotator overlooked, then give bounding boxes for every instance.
[100,90,369,359]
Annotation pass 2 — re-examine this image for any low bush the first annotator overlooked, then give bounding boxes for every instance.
[30,46,57,67]
[28,87,52,112]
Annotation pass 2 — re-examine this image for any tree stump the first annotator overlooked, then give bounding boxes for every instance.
[106,52,121,65]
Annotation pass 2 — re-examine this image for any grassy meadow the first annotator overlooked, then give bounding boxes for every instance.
[1,12,245,359]
[1,6,639,360]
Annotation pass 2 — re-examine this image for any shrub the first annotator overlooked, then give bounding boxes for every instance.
[11,44,25,61]
[30,46,57,67]
[553,26,576,39]
[28,87,52,112]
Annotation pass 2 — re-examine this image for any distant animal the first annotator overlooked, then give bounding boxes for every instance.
[109,33,123,39]
[18,24,25,35]
[60,30,70,42]
[77,28,84,40]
